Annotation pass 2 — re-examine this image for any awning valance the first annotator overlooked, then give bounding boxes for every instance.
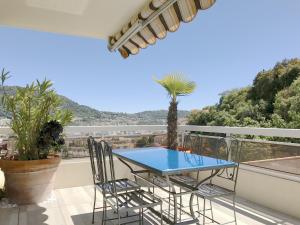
[108,0,216,58]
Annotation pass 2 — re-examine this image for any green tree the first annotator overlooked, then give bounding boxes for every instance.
[273,77,300,128]
[188,58,300,131]
[248,58,300,113]
[155,74,196,149]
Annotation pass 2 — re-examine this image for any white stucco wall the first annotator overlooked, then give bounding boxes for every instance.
[1,158,299,219]
[191,165,300,220]
[54,158,139,189]
[236,166,300,219]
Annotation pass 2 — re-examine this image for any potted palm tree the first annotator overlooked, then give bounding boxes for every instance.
[155,74,196,150]
[0,69,73,204]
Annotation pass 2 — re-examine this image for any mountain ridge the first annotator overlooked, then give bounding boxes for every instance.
[0,86,189,125]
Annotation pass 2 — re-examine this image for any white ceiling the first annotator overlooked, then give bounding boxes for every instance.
[0,0,150,40]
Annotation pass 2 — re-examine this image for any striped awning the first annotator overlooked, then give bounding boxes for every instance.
[108,0,216,58]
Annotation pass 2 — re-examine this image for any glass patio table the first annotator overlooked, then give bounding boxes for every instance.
[113,147,237,224]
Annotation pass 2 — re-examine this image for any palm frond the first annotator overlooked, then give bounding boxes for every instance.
[154,74,196,100]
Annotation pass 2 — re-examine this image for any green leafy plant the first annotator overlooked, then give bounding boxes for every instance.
[37,120,66,159]
[155,74,196,149]
[0,69,73,160]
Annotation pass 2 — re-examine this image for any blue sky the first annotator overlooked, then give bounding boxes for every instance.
[0,0,300,113]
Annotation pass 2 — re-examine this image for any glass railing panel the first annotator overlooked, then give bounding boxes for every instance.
[238,139,300,175]
[62,134,167,159]
[183,134,300,175]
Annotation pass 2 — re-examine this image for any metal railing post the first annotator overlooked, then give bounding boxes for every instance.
[181,131,185,147]
[225,132,232,161]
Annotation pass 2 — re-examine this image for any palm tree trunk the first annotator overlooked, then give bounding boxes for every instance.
[167,100,178,150]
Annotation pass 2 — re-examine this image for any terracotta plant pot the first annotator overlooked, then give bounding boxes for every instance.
[161,145,192,153]
[176,146,191,153]
[0,155,61,204]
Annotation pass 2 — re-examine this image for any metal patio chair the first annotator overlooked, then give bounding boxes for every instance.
[195,138,242,225]
[169,134,227,222]
[87,137,163,225]
[87,137,141,223]
[170,134,205,186]
[149,135,204,221]
[156,134,203,187]
[170,134,227,189]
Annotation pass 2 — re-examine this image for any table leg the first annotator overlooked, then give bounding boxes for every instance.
[117,156,200,224]
[165,175,178,224]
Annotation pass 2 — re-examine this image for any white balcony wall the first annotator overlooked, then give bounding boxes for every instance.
[237,165,300,219]
[52,157,300,219]
[191,165,300,220]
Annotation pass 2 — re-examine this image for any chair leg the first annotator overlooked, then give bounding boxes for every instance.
[101,198,106,225]
[125,190,129,217]
[118,211,121,225]
[168,186,171,218]
[179,187,182,222]
[142,208,144,225]
[160,203,163,225]
[173,192,178,223]
[197,196,200,215]
[153,185,155,200]
[139,209,142,225]
[209,200,214,222]
[233,195,237,225]
[148,172,151,194]
[203,198,206,225]
[92,186,96,224]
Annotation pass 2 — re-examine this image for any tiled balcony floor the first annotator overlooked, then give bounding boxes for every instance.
[1,185,299,225]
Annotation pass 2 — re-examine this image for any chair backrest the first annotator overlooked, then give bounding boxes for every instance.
[183,134,243,190]
[201,136,226,159]
[88,138,118,194]
[214,138,243,191]
[183,133,225,158]
[183,133,203,154]
[87,136,97,184]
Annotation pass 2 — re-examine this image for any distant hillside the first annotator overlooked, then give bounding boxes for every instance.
[0,86,189,126]
[188,58,300,129]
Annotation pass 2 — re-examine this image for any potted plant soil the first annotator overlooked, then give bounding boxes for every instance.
[0,69,72,204]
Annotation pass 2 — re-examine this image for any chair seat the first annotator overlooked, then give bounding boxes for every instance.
[196,183,234,198]
[152,175,198,189]
[170,175,198,187]
[97,178,140,193]
[105,189,162,213]
[153,176,170,188]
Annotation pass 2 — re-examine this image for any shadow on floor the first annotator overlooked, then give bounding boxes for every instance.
[23,205,48,225]
[71,208,161,225]
[5,204,49,225]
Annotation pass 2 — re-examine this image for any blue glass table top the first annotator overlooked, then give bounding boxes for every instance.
[113,147,237,175]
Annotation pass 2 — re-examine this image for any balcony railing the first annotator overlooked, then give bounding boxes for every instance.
[0,125,300,179]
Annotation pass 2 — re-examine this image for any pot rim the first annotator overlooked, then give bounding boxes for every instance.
[0,154,60,161]
[0,154,61,173]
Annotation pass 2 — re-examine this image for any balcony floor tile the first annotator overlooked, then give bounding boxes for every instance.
[1,185,299,225]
